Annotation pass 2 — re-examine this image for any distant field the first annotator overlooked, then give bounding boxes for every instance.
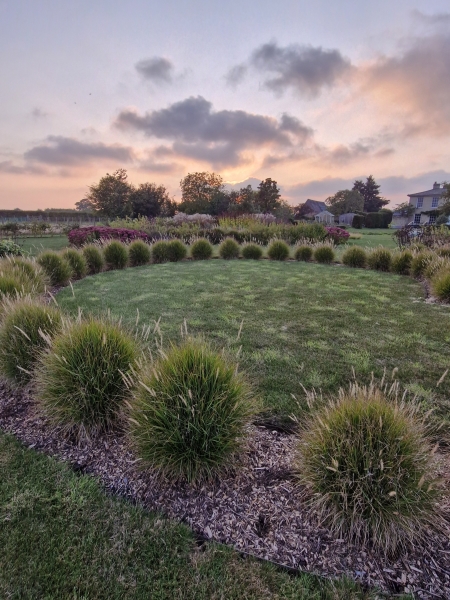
[346,228,397,249]
[16,235,69,256]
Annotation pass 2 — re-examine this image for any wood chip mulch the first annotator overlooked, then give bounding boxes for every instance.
[1,380,450,599]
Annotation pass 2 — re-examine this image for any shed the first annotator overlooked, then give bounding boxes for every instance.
[314,210,335,225]
[339,213,356,226]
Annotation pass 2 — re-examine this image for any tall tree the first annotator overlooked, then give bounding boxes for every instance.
[325,189,364,216]
[440,182,450,216]
[256,178,281,213]
[179,172,224,214]
[352,175,389,213]
[87,169,132,219]
[75,198,95,212]
[130,183,176,218]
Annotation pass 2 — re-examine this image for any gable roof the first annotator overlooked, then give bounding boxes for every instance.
[408,183,445,198]
[304,199,327,213]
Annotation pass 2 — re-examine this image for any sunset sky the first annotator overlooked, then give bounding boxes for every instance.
[1,0,449,209]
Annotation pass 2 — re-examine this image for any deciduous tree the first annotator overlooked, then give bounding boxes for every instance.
[130,183,176,218]
[326,189,364,216]
[256,178,281,213]
[179,172,224,214]
[87,169,132,219]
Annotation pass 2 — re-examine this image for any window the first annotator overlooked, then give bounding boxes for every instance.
[428,215,437,224]
[417,197,423,208]
[414,214,421,224]
[432,197,439,208]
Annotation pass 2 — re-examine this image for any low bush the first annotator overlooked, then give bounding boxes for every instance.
[36,318,139,436]
[219,238,240,260]
[295,382,442,552]
[242,244,263,260]
[68,226,149,247]
[128,338,255,483]
[37,251,72,286]
[62,249,88,280]
[295,245,313,262]
[367,247,392,272]
[314,245,335,264]
[342,247,366,268]
[325,227,350,245]
[82,244,104,274]
[103,241,128,270]
[436,246,450,258]
[391,250,413,275]
[410,251,433,278]
[0,298,63,384]
[431,269,450,302]
[166,240,187,262]
[191,239,213,260]
[267,240,289,261]
[152,241,169,263]
[0,239,22,257]
[0,257,47,297]
[128,240,151,267]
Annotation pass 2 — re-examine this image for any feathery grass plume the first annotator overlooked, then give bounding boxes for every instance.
[294,379,443,553]
[431,268,450,302]
[410,250,433,278]
[0,256,48,298]
[295,245,313,262]
[82,244,104,274]
[423,255,450,280]
[166,239,187,262]
[367,247,392,272]
[436,246,450,258]
[128,337,256,483]
[391,250,413,275]
[36,317,139,437]
[190,238,213,260]
[103,240,128,270]
[62,248,88,280]
[342,246,366,268]
[37,251,72,286]
[128,240,151,267]
[242,243,263,260]
[314,245,335,264]
[219,238,240,260]
[0,296,63,384]
[267,240,289,261]
[151,240,169,263]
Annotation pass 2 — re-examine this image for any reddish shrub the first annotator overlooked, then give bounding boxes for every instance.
[68,227,149,247]
[325,227,350,245]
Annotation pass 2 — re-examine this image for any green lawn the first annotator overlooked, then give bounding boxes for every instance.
[0,432,372,600]
[17,235,69,256]
[57,260,450,419]
[346,228,397,249]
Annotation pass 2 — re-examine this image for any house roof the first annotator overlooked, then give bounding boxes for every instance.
[315,210,334,216]
[304,199,327,213]
[408,183,445,198]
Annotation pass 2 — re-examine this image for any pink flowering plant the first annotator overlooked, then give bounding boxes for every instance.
[68,226,150,247]
[325,227,350,245]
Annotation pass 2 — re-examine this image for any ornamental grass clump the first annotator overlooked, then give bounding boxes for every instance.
[295,381,442,553]
[219,238,240,260]
[166,239,187,262]
[37,251,72,286]
[431,268,450,302]
[342,246,366,268]
[128,240,151,267]
[128,338,255,483]
[0,297,63,384]
[410,251,434,278]
[190,238,213,260]
[0,256,47,299]
[314,245,335,264]
[151,241,169,263]
[36,318,139,437]
[295,245,313,262]
[82,244,104,274]
[242,243,263,260]
[267,240,289,261]
[391,250,413,275]
[103,240,128,270]
[367,247,392,272]
[62,249,87,280]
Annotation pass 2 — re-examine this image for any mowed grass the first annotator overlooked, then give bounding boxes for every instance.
[17,235,69,256]
[346,228,397,249]
[57,260,450,418]
[0,432,373,600]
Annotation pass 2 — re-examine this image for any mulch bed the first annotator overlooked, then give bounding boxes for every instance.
[1,380,449,599]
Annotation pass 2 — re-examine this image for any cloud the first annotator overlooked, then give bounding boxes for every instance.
[31,108,49,119]
[411,10,450,26]
[115,96,313,167]
[135,57,174,83]
[0,160,44,175]
[24,136,135,166]
[227,42,351,97]
[362,31,450,135]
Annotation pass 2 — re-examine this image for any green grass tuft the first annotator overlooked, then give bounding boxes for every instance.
[166,239,187,262]
[391,250,413,275]
[342,246,366,268]
[152,240,169,263]
[242,244,263,260]
[82,244,104,274]
[219,238,240,260]
[431,269,450,302]
[62,248,88,279]
[103,241,128,270]
[314,245,335,264]
[367,247,392,272]
[295,245,313,262]
[191,238,213,260]
[128,240,151,267]
[410,251,433,278]
[37,251,72,286]
[267,240,289,261]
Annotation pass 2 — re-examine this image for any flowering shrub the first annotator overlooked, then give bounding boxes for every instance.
[325,227,350,245]
[0,239,22,257]
[68,226,149,247]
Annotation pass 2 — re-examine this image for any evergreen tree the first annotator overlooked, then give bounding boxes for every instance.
[352,175,389,212]
[256,178,281,213]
